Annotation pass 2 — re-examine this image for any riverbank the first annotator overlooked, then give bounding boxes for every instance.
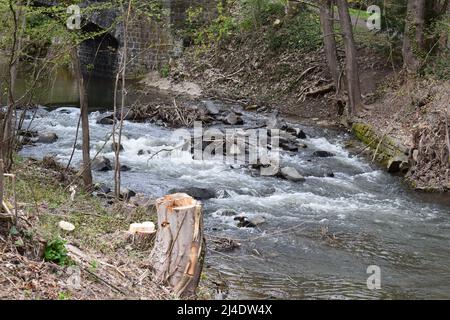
[356,79,450,191]
[0,157,173,299]
[9,96,450,299]
[159,11,449,192]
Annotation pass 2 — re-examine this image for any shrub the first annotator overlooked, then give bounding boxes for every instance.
[44,237,71,266]
[186,1,236,49]
[266,9,322,52]
[239,0,285,30]
[424,51,450,81]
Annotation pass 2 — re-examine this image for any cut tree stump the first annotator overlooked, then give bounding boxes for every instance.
[127,222,156,250]
[150,193,205,297]
[131,231,156,250]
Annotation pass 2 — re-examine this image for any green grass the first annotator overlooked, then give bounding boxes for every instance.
[349,7,371,20]
[3,160,156,255]
[333,6,371,21]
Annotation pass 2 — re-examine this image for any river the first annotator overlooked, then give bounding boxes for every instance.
[5,65,450,299]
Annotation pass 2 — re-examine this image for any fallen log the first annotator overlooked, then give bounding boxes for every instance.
[150,193,205,297]
[306,83,335,96]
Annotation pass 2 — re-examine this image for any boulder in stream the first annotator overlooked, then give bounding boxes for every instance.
[234,215,266,228]
[203,100,221,115]
[168,187,216,200]
[281,125,307,139]
[120,165,131,172]
[96,115,115,125]
[280,142,298,152]
[95,183,111,195]
[279,166,306,182]
[91,156,112,171]
[326,171,335,177]
[37,132,58,144]
[120,188,136,201]
[223,112,243,125]
[111,142,124,152]
[234,216,256,228]
[313,150,336,158]
[387,155,410,173]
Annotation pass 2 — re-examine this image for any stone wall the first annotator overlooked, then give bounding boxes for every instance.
[78,0,217,79]
[78,22,119,78]
[169,0,218,28]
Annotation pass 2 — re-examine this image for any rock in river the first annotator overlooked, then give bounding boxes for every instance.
[234,215,266,228]
[313,150,336,158]
[95,183,111,195]
[91,156,112,171]
[281,125,307,139]
[168,187,216,200]
[223,112,243,125]
[120,165,131,172]
[387,155,410,173]
[203,100,221,115]
[120,188,136,201]
[37,132,58,144]
[279,167,305,182]
[111,142,124,152]
[96,115,115,125]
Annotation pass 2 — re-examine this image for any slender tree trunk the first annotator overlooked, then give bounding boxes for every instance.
[319,0,340,89]
[71,47,93,189]
[114,0,133,199]
[336,0,362,116]
[415,0,426,48]
[402,0,426,73]
[0,160,4,211]
[439,0,450,51]
[1,0,20,171]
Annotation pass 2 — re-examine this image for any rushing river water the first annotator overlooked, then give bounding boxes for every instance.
[17,99,450,300]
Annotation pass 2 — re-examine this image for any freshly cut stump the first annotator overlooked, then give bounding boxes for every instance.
[127,231,156,250]
[150,193,205,297]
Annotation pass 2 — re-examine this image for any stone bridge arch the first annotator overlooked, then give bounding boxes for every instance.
[82,0,217,79]
[35,0,217,79]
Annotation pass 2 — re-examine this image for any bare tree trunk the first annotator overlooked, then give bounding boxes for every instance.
[336,0,362,116]
[402,0,426,73]
[319,0,340,89]
[114,0,133,199]
[1,0,20,171]
[150,193,205,298]
[71,47,93,189]
[0,160,4,211]
[439,0,450,51]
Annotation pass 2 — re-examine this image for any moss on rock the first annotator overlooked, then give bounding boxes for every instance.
[352,122,410,171]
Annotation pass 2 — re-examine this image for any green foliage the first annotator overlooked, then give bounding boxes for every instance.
[185,0,320,53]
[89,260,98,271]
[159,63,170,78]
[186,1,236,49]
[239,0,285,30]
[57,291,71,300]
[424,51,450,80]
[44,237,70,266]
[266,10,322,52]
